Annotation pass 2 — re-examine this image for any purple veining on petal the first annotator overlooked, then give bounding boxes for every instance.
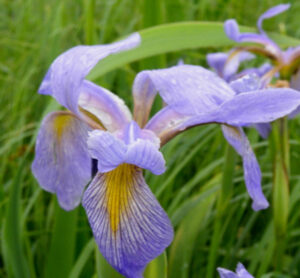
[32,111,91,211]
[82,167,173,278]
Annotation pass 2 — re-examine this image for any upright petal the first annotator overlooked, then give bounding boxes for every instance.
[39,33,141,114]
[134,65,235,116]
[207,52,228,77]
[32,111,91,210]
[257,4,290,35]
[221,125,269,210]
[78,80,132,132]
[82,165,173,278]
[133,72,158,128]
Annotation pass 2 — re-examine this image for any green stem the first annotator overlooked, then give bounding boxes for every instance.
[271,118,289,270]
[206,143,236,278]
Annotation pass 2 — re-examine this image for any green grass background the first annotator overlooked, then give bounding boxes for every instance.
[1,0,300,277]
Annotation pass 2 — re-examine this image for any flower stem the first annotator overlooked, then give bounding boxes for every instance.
[271,117,289,270]
[206,143,237,278]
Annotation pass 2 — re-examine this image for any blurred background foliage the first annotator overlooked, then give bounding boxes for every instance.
[1,0,300,277]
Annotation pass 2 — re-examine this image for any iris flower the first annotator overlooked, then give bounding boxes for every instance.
[32,33,174,278]
[135,65,300,211]
[224,3,300,85]
[32,33,300,277]
[218,263,254,278]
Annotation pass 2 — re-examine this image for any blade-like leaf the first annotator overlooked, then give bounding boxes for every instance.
[88,21,300,80]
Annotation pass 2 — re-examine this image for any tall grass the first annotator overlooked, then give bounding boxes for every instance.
[1,0,300,277]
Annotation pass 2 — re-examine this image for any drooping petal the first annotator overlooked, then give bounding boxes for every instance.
[257,4,290,35]
[212,88,300,126]
[79,80,132,131]
[221,125,269,211]
[217,263,254,278]
[82,165,173,278]
[88,122,166,175]
[39,33,141,114]
[32,111,91,210]
[182,88,300,129]
[134,65,235,115]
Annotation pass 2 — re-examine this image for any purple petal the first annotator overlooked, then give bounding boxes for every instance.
[230,73,261,94]
[134,65,235,115]
[39,33,141,114]
[224,19,281,57]
[82,165,173,278]
[236,263,255,278]
[125,139,166,175]
[217,267,238,278]
[255,123,271,139]
[223,52,254,81]
[291,68,300,91]
[206,52,228,77]
[79,80,132,131]
[213,88,300,126]
[146,106,189,144]
[133,70,158,128]
[257,4,290,35]
[207,51,254,81]
[224,19,241,42]
[217,263,254,278]
[88,122,165,175]
[184,88,300,129]
[121,121,160,148]
[32,111,91,210]
[87,130,127,173]
[222,125,269,211]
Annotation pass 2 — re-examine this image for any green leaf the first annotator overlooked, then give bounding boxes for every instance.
[2,159,30,278]
[169,189,217,278]
[144,252,168,278]
[88,21,300,80]
[44,200,78,278]
[69,239,95,278]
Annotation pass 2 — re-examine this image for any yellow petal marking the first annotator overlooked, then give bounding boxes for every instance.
[105,164,137,233]
[52,112,73,140]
